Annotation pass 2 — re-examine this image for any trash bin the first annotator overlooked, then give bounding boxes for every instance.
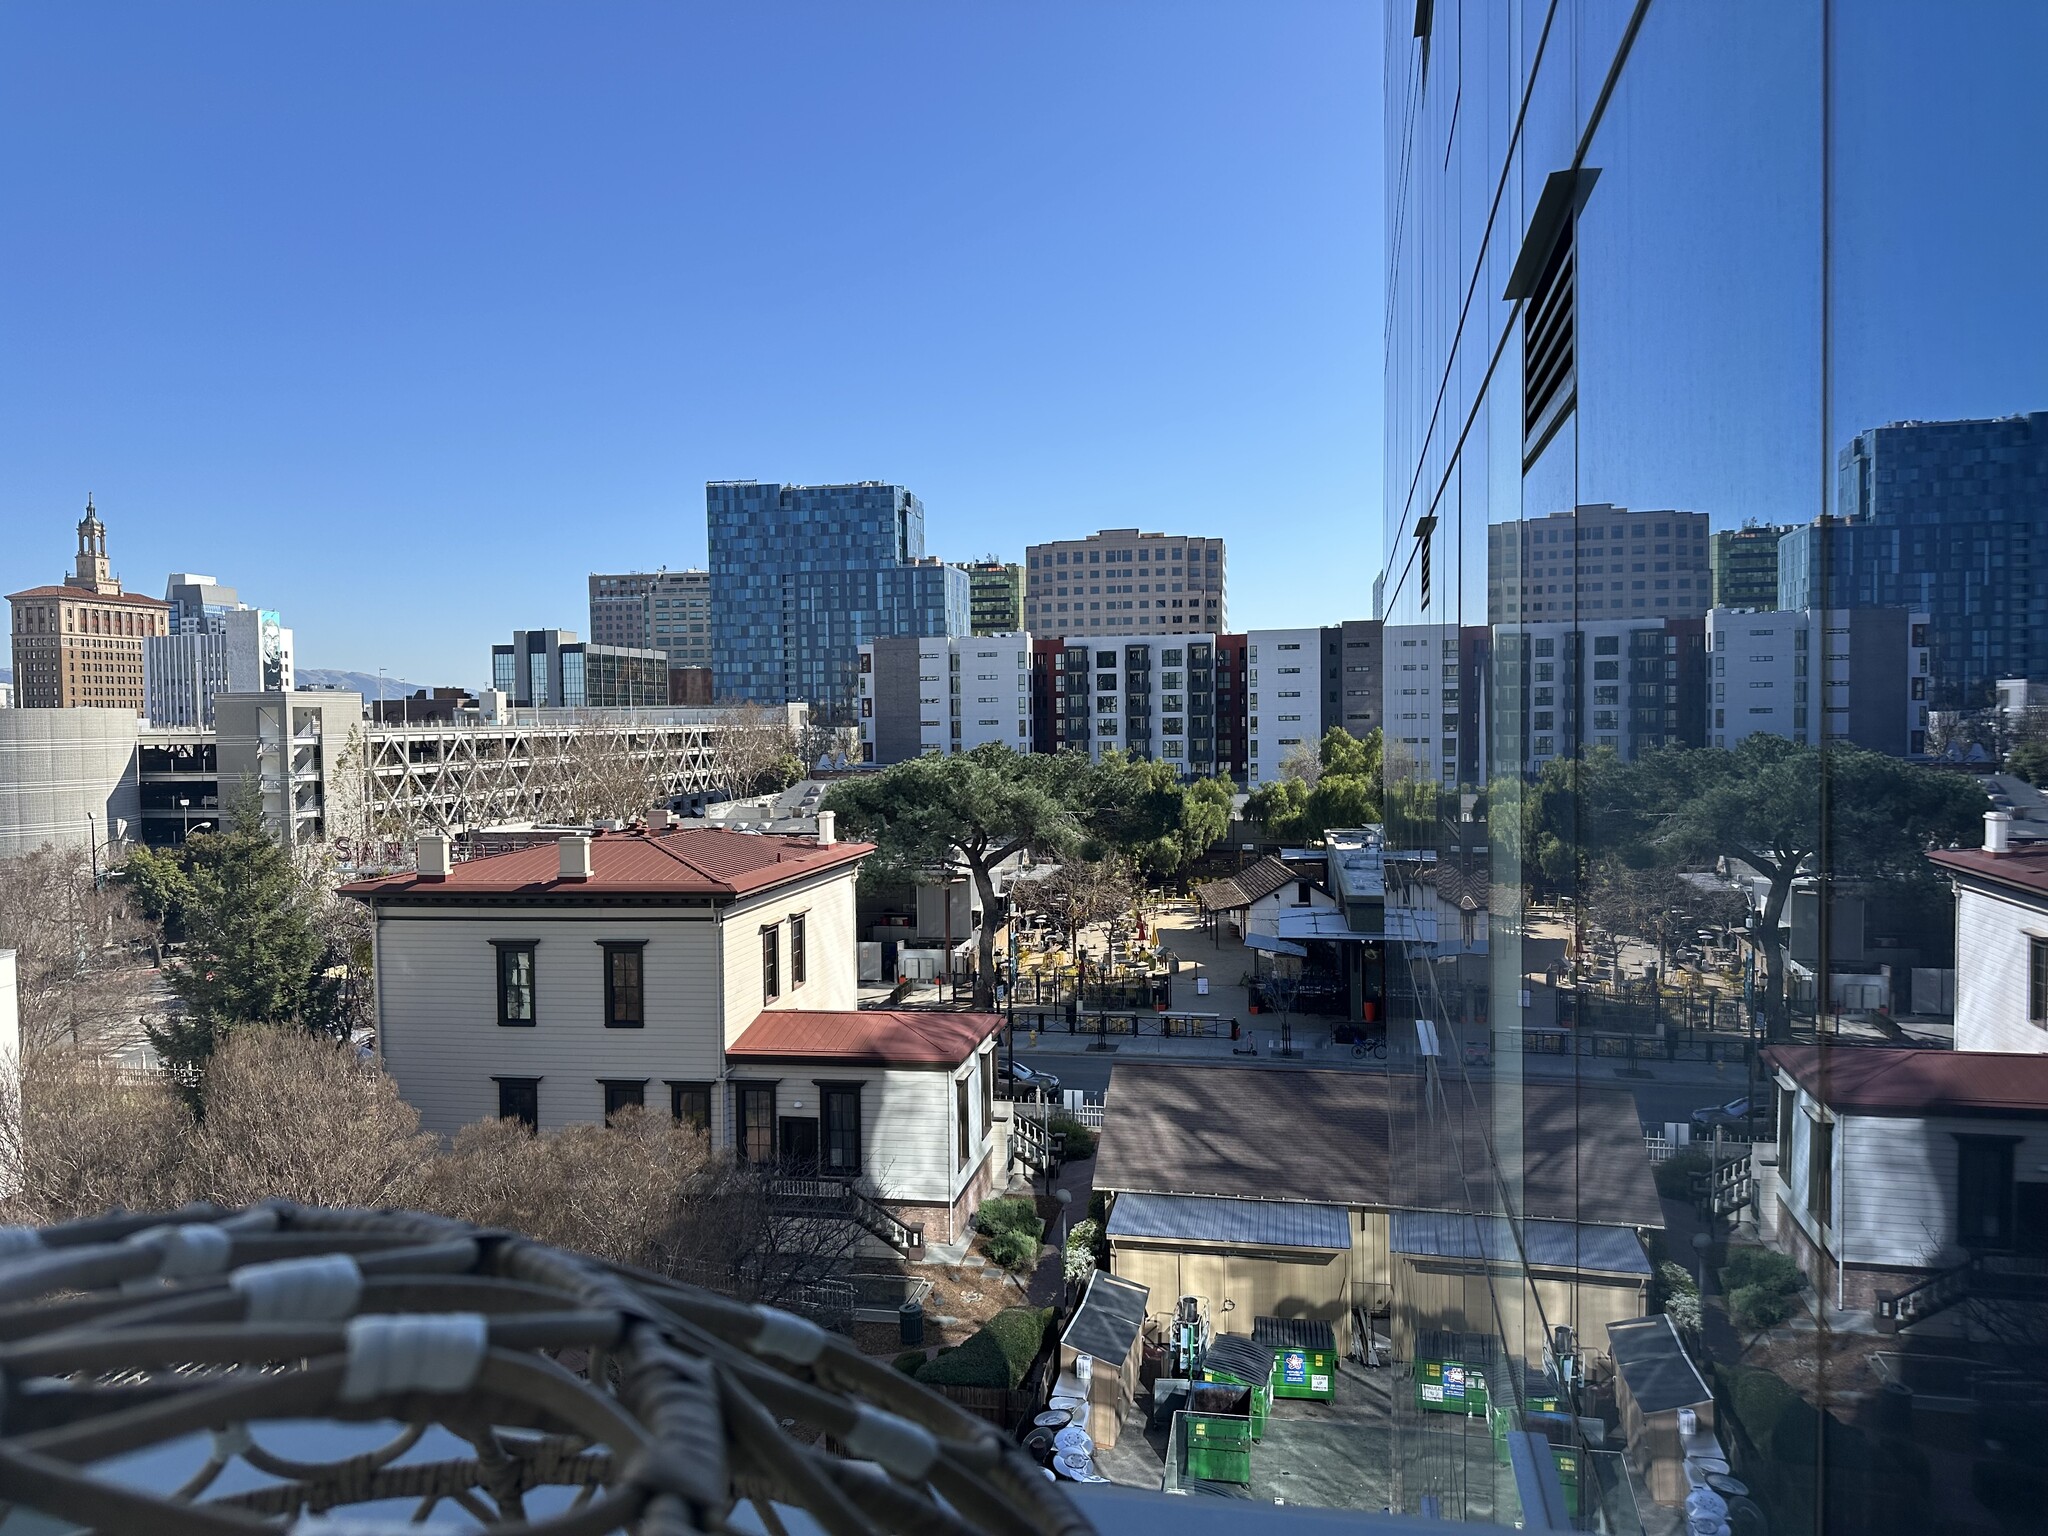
[899,1301,924,1347]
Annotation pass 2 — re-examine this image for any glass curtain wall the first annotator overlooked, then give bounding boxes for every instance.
[1384,2,2047,1530]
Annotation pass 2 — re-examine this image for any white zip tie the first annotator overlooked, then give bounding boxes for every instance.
[842,1403,939,1481]
[751,1307,828,1365]
[339,1314,489,1402]
[230,1254,363,1323]
[0,1227,43,1258]
[125,1223,232,1280]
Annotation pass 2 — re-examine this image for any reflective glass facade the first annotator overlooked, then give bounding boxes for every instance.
[1383,4,2048,1528]
[707,480,968,724]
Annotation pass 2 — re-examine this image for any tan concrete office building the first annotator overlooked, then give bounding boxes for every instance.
[1023,529,1225,636]
[7,503,170,713]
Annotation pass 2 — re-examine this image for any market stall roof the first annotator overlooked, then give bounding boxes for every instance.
[1062,1270,1149,1367]
[1274,910,1377,944]
[1606,1315,1713,1414]
[1244,932,1309,958]
[1194,857,1300,913]
[1390,1211,1649,1275]
[1108,1192,1351,1252]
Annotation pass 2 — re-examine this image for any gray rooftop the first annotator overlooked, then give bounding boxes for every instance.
[1389,1212,1650,1276]
[1108,1192,1353,1252]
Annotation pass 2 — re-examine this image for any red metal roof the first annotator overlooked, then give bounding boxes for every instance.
[1928,845,2048,901]
[5,585,169,607]
[340,825,871,900]
[1766,1044,2048,1119]
[726,1009,1004,1068]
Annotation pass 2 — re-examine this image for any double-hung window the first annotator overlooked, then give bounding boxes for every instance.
[761,925,780,1003]
[956,1077,973,1169]
[602,942,645,1028]
[494,942,536,1027]
[668,1081,711,1131]
[790,913,807,989]
[735,1084,777,1164]
[2030,937,2048,1025]
[1957,1135,2018,1250]
[601,1079,646,1123]
[495,1076,539,1129]
[821,1083,862,1175]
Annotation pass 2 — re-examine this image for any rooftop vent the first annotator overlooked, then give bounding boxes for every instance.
[816,810,836,846]
[560,835,593,881]
[416,832,451,881]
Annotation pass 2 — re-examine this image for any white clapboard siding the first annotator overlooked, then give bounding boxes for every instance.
[1839,1111,2048,1267]
[1954,883,2048,1054]
[720,872,861,1046]
[374,908,723,1137]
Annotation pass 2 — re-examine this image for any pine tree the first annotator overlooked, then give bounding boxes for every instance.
[149,779,339,1082]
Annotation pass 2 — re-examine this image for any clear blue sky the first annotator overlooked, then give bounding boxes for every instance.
[0,3,1383,689]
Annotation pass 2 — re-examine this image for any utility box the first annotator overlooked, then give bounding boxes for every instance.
[1255,1316,1337,1402]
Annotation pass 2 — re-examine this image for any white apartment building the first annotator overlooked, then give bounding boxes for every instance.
[1705,607,1928,756]
[1023,530,1226,636]
[343,822,1006,1243]
[145,607,294,728]
[1381,625,1461,786]
[1245,628,1324,787]
[1047,633,1219,777]
[857,633,1031,765]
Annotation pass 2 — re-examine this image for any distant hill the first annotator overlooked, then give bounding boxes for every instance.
[297,669,427,699]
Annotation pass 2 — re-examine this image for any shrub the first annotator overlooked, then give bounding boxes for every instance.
[1049,1114,1097,1160]
[1652,1146,1710,1200]
[1664,1289,1704,1341]
[984,1226,1039,1271]
[1064,1218,1102,1283]
[893,1350,926,1376]
[915,1307,1050,1388]
[1732,1366,1800,1448]
[1722,1245,1801,1297]
[1729,1282,1794,1331]
[976,1196,1040,1237]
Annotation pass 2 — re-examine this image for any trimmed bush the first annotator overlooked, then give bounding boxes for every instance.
[1064,1218,1103,1282]
[1652,1146,1710,1200]
[1729,1282,1794,1331]
[984,1226,1039,1271]
[915,1307,1050,1389]
[1732,1366,1800,1449]
[1049,1114,1098,1160]
[1722,1245,1800,1296]
[893,1350,926,1376]
[975,1196,1040,1238]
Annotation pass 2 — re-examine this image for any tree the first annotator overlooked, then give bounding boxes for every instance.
[150,780,340,1081]
[1244,777,1309,842]
[0,1050,194,1226]
[1079,753,1232,881]
[824,746,1086,1008]
[1303,772,1379,836]
[707,702,803,803]
[1596,738,1981,1036]
[1010,857,1140,955]
[558,727,663,825]
[1319,726,1381,782]
[0,844,152,1055]
[119,842,195,957]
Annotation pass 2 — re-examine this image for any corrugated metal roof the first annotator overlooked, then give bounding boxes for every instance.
[727,1009,1003,1068]
[1107,1192,1351,1251]
[1389,1211,1649,1275]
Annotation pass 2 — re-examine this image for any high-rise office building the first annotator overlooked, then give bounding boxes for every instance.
[960,560,1025,636]
[1486,503,1710,624]
[145,574,294,728]
[707,481,967,723]
[1776,413,2048,706]
[588,569,712,671]
[1022,530,1225,636]
[1708,523,1789,610]
[857,633,1031,764]
[6,502,170,712]
[489,630,668,709]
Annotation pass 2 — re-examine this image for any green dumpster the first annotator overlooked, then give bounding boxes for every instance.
[1199,1335,1277,1439]
[1182,1413,1253,1484]
[1412,1356,1488,1416]
[1253,1316,1337,1402]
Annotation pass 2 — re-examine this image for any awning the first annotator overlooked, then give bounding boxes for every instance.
[1245,932,1309,958]
[1063,1270,1149,1366]
[1390,1211,1649,1276]
[1108,1192,1351,1252]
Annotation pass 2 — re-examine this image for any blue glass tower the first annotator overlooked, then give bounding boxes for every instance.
[708,481,969,722]
[1778,412,2048,706]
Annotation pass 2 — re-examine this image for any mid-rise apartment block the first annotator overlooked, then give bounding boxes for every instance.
[1335,619,1384,742]
[588,569,712,672]
[489,630,669,709]
[1706,607,1929,756]
[1038,633,1218,777]
[1709,523,1788,610]
[1022,530,1225,636]
[960,560,1025,636]
[6,503,170,713]
[1245,628,1324,787]
[708,481,967,724]
[1493,618,1707,776]
[857,633,1031,764]
[1487,504,1711,624]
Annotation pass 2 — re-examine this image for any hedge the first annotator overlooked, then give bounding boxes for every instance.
[976,1196,1040,1238]
[1049,1114,1098,1160]
[914,1308,1051,1389]
[1652,1146,1710,1200]
[984,1227,1039,1271]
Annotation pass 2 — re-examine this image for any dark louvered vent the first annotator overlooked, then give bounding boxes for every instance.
[1523,219,1575,465]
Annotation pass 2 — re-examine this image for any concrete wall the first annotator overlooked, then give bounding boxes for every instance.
[0,708,141,856]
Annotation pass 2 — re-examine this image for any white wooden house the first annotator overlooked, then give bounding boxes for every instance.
[1929,819,2048,1053]
[342,821,1004,1242]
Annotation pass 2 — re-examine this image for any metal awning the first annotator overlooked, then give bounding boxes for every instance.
[1244,932,1309,958]
[1390,1211,1649,1275]
[1108,1192,1351,1252]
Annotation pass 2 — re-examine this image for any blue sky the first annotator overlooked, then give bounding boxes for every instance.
[0,3,1383,688]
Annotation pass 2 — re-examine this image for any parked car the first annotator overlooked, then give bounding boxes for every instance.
[999,1060,1060,1098]
[1690,1096,1754,1135]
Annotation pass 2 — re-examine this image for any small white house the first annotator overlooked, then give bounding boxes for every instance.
[1931,815,2048,1053]
[343,820,1004,1242]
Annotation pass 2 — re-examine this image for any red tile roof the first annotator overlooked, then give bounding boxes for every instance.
[1928,845,2048,901]
[1766,1044,2048,1119]
[5,585,169,607]
[726,1009,1004,1068]
[340,825,871,900]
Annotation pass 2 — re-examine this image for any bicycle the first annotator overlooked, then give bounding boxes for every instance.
[1351,1035,1387,1060]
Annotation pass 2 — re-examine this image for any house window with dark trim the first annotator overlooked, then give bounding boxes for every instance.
[1777,1083,1796,1154]
[668,1081,711,1132]
[735,1084,776,1163]
[761,925,780,1003]
[1805,1115,1833,1227]
[601,1079,646,1123]
[603,942,645,1028]
[494,942,536,1027]
[790,913,807,988]
[2031,937,2048,1025]
[1957,1135,2017,1249]
[495,1076,539,1129]
[979,1050,994,1134]
[956,1076,972,1169]
[821,1083,862,1175]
